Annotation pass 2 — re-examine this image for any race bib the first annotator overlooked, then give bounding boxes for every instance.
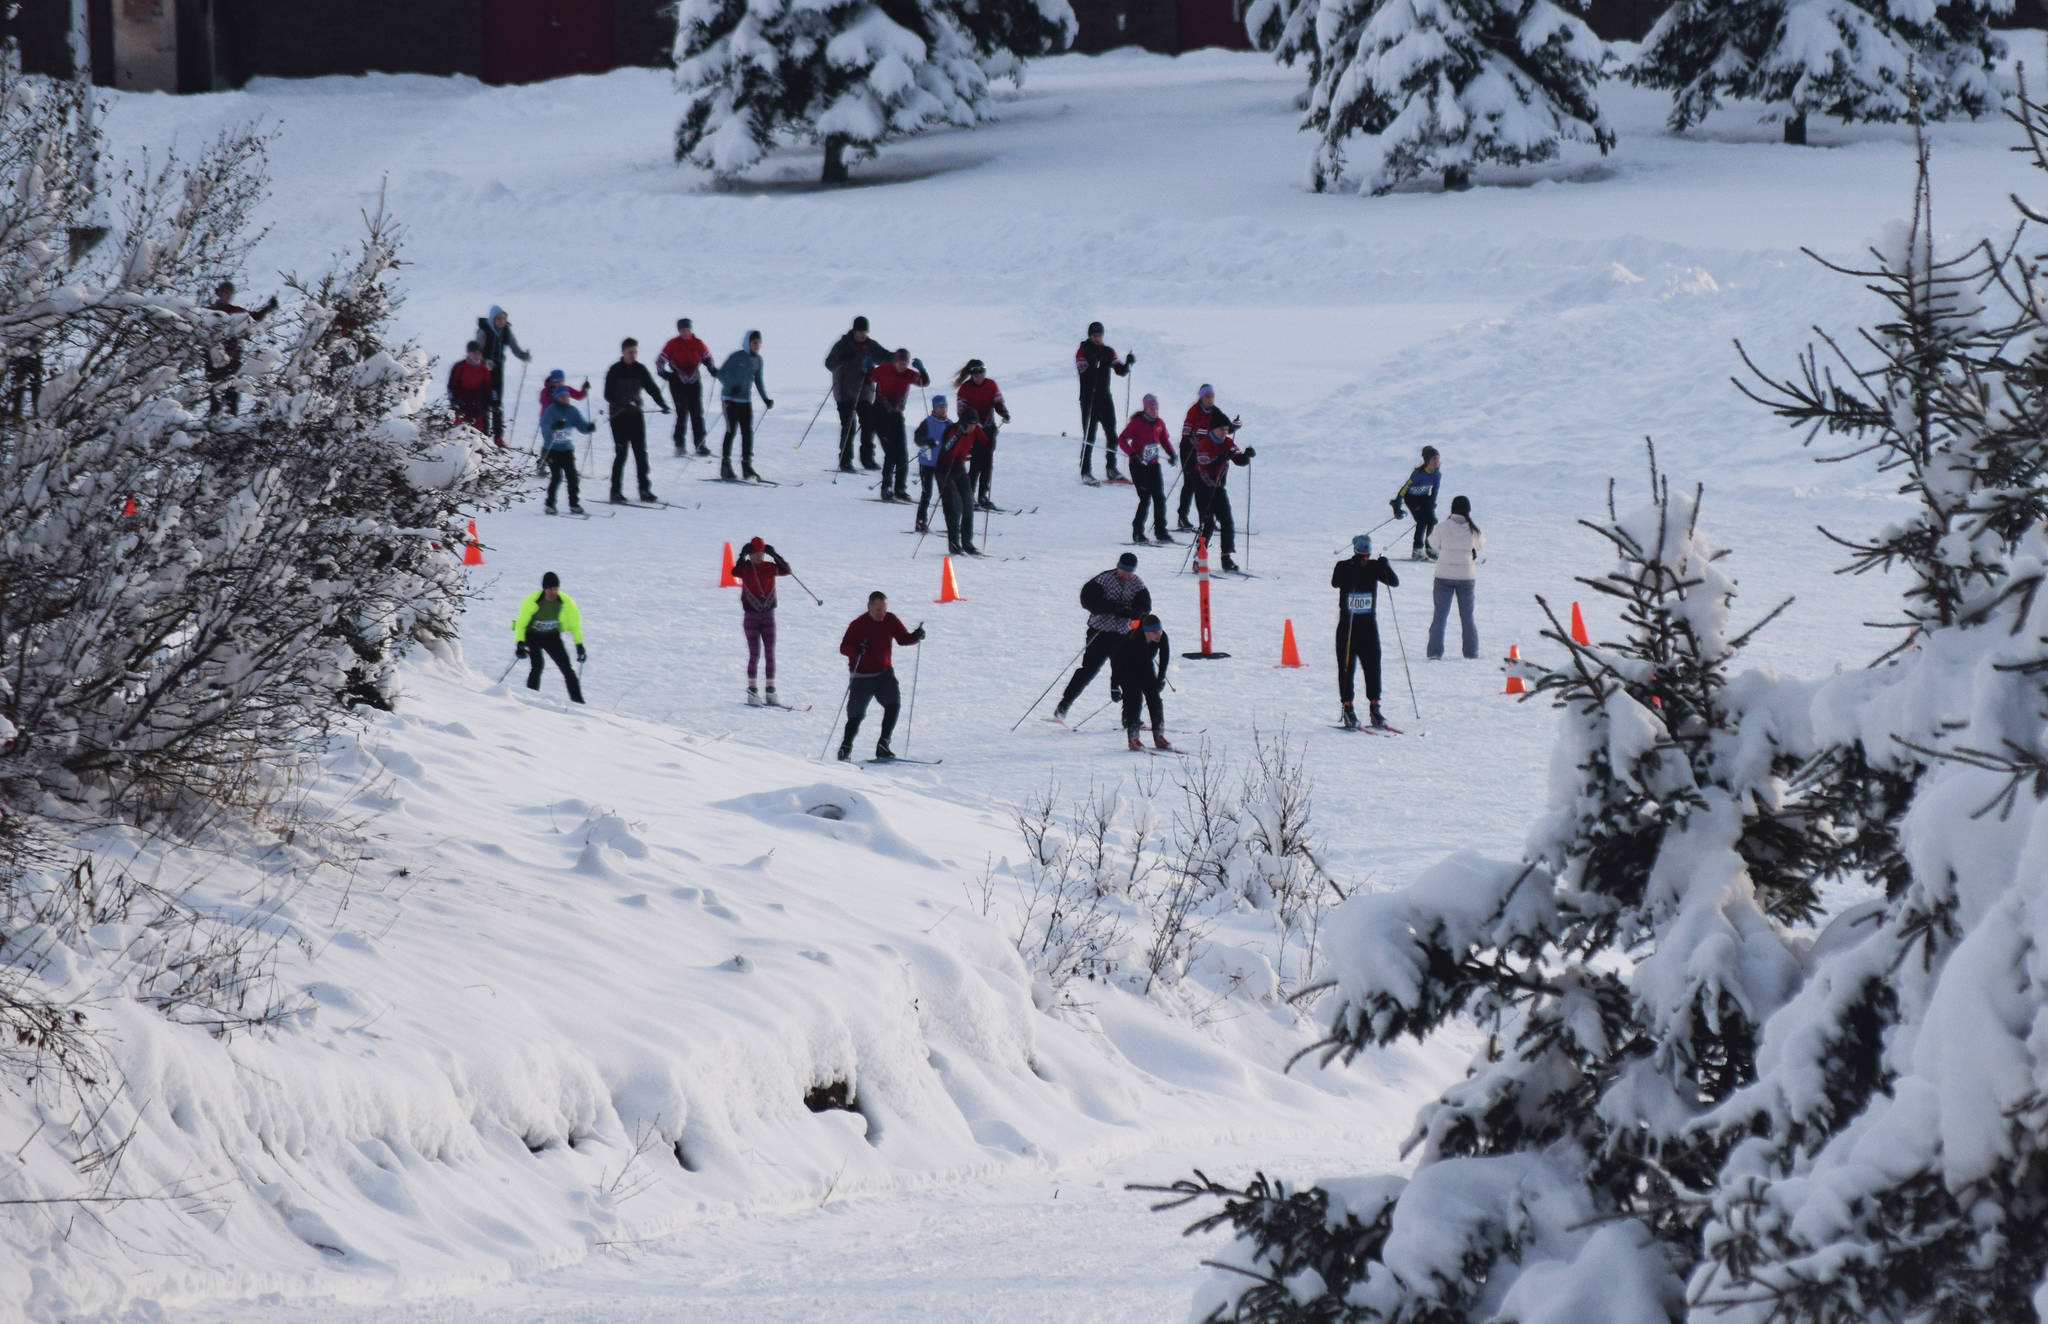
[550,425,573,445]
[1347,592,1375,614]
[1142,443,1163,464]
[528,619,559,633]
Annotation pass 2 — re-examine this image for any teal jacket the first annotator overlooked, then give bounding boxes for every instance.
[539,401,594,451]
[716,333,768,405]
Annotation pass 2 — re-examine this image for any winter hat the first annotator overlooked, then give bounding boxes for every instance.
[1117,552,1139,571]
[489,305,505,321]
[749,536,765,558]
[1142,392,1158,410]
[930,394,948,409]
[541,571,560,589]
[893,347,910,362]
[1451,495,1471,517]
[1141,614,1162,632]
[1087,321,1105,335]
[958,405,980,424]
[1421,445,1440,461]
[677,317,692,330]
[465,340,481,353]
[1352,535,1372,556]
[852,316,870,332]
[1198,384,1215,398]
[546,368,566,383]
[745,330,761,347]
[965,359,986,374]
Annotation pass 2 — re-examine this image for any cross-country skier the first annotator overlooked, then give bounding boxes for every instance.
[512,571,586,704]
[825,316,894,472]
[1112,614,1173,751]
[867,348,930,502]
[604,338,669,505]
[538,368,588,414]
[1426,495,1484,660]
[1391,446,1442,559]
[732,535,791,706]
[475,305,532,445]
[837,591,926,761]
[656,317,715,455]
[1074,322,1131,481]
[938,406,983,556]
[207,279,277,416]
[448,341,493,436]
[1332,535,1401,729]
[1053,552,1151,720]
[952,359,1011,509]
[716,331,774,481]
[538,384,594,515]
[1117,393,1176,544]
[914,395,949,533]
[1178,385,1237,531]
[1193,420,1255,573]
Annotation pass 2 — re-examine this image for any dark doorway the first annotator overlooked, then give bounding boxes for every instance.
[1175,0,1248,49]
[483,0,614,85]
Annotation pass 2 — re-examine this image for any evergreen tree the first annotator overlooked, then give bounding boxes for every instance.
[673,0,1072,184]
[1305,0,1612,194]
[1245,0,1321,84]
[1630,0,2007,144]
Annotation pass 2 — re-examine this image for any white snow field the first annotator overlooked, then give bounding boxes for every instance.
[19,40,2044,1321]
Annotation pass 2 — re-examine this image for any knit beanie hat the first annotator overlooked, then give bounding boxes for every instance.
[1117,552,1139,571]
[1353,535,1372,556]
[542,571,561,589]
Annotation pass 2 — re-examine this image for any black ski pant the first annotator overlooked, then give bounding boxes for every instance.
[1177,440,1198,524]
[1131,463,1168,540]
[916,465,938,527]
[526,630,584,703]
[544,448,580,507]
[723,401,754,471]
[1337,615,1383,706]
[487,359,507,439]
[1113,666,1164,735]
[838,397,880,467]
[970,423,998,505]
[610,411,650,496]
[941,470,974,553]
[877,410,910,497]
[1195,483,1236,557]
[1079,392,1119,475]
[1058,628,1119,712]
[1405,494,1437,555]
[668,379,706,451]
[843,668,901,751]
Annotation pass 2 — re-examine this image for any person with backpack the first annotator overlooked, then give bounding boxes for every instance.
[1052,552,1151,721]
[937,406,983,556]
[867,347,930,502]
[1426,495,1484,660]
[836,591,926,761]
[475,305,533,445]
[824,316,895,472]
[656,317,715,455]
[1112,614,1173,751]
[732,536,791,706]
[447,341,493,436]
[604,337,670,504]
[537,384,594,515]
[1117,393,1177,544]
[1073,321,1131,481]
[914,395,950,533]
[512,571,586,704]
[1391,446,1443,559]
[715,331,774,481]
[1178,385,1236,530]
[1331,535,1401,729]
[1192,420,1255,573]
[952,359,1010,509]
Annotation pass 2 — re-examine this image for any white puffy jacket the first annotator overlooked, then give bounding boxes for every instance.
[1428,515,1483,581]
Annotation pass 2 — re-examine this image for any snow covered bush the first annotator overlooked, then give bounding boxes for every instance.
[673,0,1074,183]
[1305,0,1612,193]
[1631,0,2008,144]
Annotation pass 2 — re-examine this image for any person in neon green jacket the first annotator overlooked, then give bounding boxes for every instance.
[512,571,585,703]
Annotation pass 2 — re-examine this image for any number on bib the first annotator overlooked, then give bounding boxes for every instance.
[1347,592,1375,614]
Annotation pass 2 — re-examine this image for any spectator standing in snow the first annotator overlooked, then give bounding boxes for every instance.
[1332,535,1401,730]
[538,384,594,515]
[1053,552,1151,720]
[656,317,715,455]
[513,571,586,704]
[914,395,950,533]
[448,341,494,436]
[207,279,277,415]
[1426,495,1484,660]
[1117,393,1177,544]
[1074,321,1131,480]
[1193,420,1255,573]
[952,359,1010,509]
[867,347,930,502]
[1391,445,1443,559]
[604,338,669,504]
[732,536,791,706]
[824,316,894,472]
[1112,615,1173,752]
[1178,385,1236,530]
[475,305,532,444]
[836,592,925,761]
[716,330,774,481]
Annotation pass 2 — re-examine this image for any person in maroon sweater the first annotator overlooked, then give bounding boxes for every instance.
[866,348,930,502]
[448,342,495,437]
[836,592,926,761]
[951,359,1011,509]
[656,318,715,455]
[1118,393,1177,544]
[1178,385,1238,530]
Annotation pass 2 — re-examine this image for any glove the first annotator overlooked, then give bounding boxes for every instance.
[911,626,927,642]
[764,544,778,556]
[576,643,587,663]
[1110,684,1123,702]
[580,379,590,392]
[766,398,775,409]
[911,357,925,372]
[1390,497,1404,519]
[1242,447,1256,459]
[517,349,532,362]
[1125,352,1136,366]
[516,642,529,659]
[1000,409,1012,422]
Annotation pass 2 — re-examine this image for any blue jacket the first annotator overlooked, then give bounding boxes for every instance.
[1401,466,1441,503]
[717,333,767,405]
[915,415,948,467]
[539,401,594,451]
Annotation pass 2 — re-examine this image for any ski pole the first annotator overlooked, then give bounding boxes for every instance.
[1386,587,1420,721]
[494,657,520,684]
[1245,463,1253,571]
[785,568,824,606]
[1071,696,1113,731]
[795,385,832,449]
[821,645,864,760]
[1010,641,1087,731]
[904,622,924,755]
[507,358,528,442]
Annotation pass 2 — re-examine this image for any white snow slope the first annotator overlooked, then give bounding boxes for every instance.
[13,40,2042,1322]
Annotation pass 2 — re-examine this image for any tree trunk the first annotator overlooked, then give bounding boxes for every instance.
[822,135,850,184]
[1442,164,1471,192]
[1783,112,1807,146]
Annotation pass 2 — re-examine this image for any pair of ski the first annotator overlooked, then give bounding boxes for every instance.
[1330,723,1404,736]
[608,498,690,511]
[740,699,811,712]
[1080,476,1133,488]
[699,476,799,488]
[544,506,614,520]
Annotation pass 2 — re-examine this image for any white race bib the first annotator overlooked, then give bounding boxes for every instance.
[1142,442,1163,464]
[1347,592,1375,614]
[550,425,573,445]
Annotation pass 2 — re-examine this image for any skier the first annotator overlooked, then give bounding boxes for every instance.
[656,317,715,455]
[1391,446,1443,559]
[1117,393,1177,544]
[1332,535,1401,729]
[867,347,930,502]
[952,359,1011,509]
[1073,321,1131,481]
[715,330,774,481]
[1178,385,1237,531]
[836,591,926,761]
[447,341,494,436]
[914,395,950,533]
[538,368,588,414]
[1426,495,1484,660]
[1112,614,1173,751]
[937,406,983,556]
[732,535,791,706]
[824,316,894,472]
[207,279,277,415]
[603,338,669,504]
[475,305,532,445]
[1052,552,1151,720]
[1192,420,1256,573]
[512,571,586,704]
[538,384,594,515]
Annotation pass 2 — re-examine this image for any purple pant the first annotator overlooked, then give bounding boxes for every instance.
[744,610,777,680]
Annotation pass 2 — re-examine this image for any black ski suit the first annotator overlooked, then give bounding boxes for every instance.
[824,332,895,468]
[475,315,531,441]
[1331,555,1401,706]
[1110,626,1170,736]
[1058,569,1152,712]
[603,359,668,498]
[1074,339,1130,477]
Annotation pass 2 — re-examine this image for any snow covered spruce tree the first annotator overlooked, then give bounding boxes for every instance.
[673,0,1073,183]
[1305,0,1612,193]
[1146,454,1852,1320]
[1630,0,2007,143]
[1247,0,1322,87]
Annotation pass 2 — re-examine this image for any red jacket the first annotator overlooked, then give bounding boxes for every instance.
[658,333,713,382]
[940,423,982,474]
[1194,430,1248,487]
[840,611,918,673]
[447,359,492,407]
[1182,402,1228,449]
[1118,414,1172,465]
[540,381,588,410]
[733,553,786,612]
[955,377,1007,423]
[868,361,929,412]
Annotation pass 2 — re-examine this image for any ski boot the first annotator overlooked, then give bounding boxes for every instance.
[1222,555,1241,573]
[742,465,760,481]
[1177,518,1197,533]
[1050,704,1069,723]
[544,501,558,516]
[609,491,630,505]
[862,457,881,471]
[915,520,929,533]
[568,501,586,516]
[640,487,658,503]
[1152,727,1173,751]
[765,685,778,707]
[1339,703,1360,731]
[895,489,912,503]
[1153,531,1177,544]
[1128,731,1145,752]
[1131,532,1150,545]
[836,738,853,762]
[962,543,981,556]
[839,461,858,474]
[721,461,738,481]
[1370,703,1389,730]
[695,445,712,457]
[874,741,894,761]
[747,685,762,707]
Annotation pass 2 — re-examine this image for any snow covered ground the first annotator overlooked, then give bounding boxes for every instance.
[27,41,2042,1320]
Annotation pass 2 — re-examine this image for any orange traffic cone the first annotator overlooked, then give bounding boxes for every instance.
[935,556,963,604]
[463,519,485,566]
[1278,618,1302,667]
[121,496,138,517]
[1570,602,1590,646]
[719,540,739,588]
[1503,644,1528,696]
